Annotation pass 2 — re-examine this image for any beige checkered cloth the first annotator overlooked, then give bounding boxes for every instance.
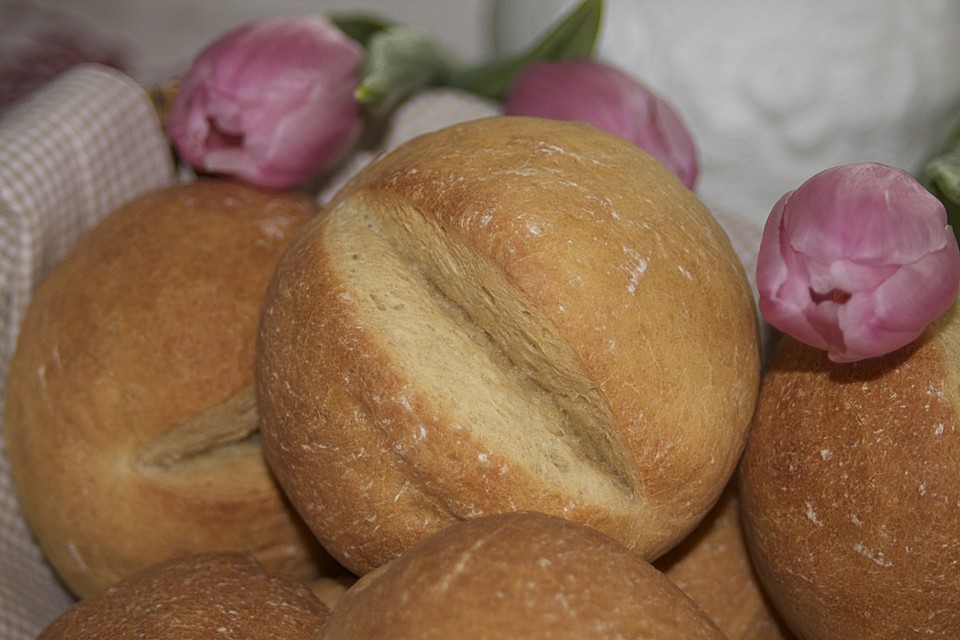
[0,65,763,639]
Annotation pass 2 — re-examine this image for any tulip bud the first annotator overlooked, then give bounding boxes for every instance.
[166,15,364,189]
[757,162,960,363]
[503,59,698,189]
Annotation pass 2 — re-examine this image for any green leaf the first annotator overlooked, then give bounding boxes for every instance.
[921,169,960,245]
[446,0,604,101]
[923,155,960,204]
[354,25,449,108]
[918,116,960,244]
[524,0,604,60]
[329,14,393,49]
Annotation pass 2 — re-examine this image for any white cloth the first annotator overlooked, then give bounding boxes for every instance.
[0,66,764,639]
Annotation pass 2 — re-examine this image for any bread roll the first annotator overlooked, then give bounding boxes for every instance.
[38,552,329,639]
[656,483,795,640]
[3,179,329,598]
[319,511,726,639]
[739,303,960,639]
[257,116,761,574]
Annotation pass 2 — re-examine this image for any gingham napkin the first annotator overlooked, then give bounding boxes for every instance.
[0,68,764,639]
[0,63,175,640]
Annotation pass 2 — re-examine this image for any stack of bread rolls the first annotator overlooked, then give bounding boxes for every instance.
[7,116,792,637]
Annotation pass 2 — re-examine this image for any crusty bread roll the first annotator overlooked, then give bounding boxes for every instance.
[257,116,761,575]
[319,511,727,639]
[38,552,330,639]
[3,179,330,598]
[739,303,960,639]
[656,483,795,640]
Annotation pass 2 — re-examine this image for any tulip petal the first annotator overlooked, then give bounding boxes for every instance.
[804,296,847,355]
[504,59,698,188]
[240,87,362,188]
[829,239,959,362]
[755,196,790,298]
[832,294,913,363]
[867,238,960,332]
[758,196,831,352]
[165,15,365,189]
[785,163,949,266]
[756,162,960,362]
[820,258,898,295]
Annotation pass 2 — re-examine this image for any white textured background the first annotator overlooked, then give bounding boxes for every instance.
[30,0,495,84]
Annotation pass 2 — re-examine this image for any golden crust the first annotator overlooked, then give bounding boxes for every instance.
[38,553,329,639]
[739,304,960,639]
[258,116,761,575]
[3,179,329,597]
[319,511,726,639]
[657,482,795,640]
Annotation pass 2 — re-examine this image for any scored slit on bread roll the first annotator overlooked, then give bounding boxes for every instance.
[257,116,762,574]
[3,179,332,598]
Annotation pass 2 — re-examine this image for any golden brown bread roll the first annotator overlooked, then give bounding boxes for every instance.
[319,511,727,639]
[38,552,330,639]
[3,179,330,598]
[739,303,960,639]
[257,116,761,575]
[656,483,795,640]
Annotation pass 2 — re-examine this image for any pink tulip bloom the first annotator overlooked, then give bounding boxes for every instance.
[167,15,364,189]
[504,59,698,189]
[757,162,960,363]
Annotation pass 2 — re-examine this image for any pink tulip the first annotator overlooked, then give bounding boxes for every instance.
[503,59,698,189]
[166,15,364,189]
[757,162,960,363]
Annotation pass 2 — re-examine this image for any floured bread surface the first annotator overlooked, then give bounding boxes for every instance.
[3,179,328,598]
[38,553,330,640]
[739,303,960,640]
[319,511,726,640]
[257,116,761,574]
